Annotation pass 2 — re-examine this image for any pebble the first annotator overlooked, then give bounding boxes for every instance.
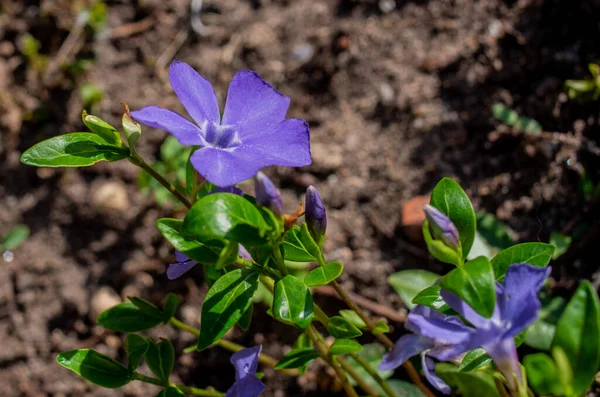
[90,286,121,320]
[91,181,130,211]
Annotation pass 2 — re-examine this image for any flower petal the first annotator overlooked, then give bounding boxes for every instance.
[222,70,290,138]
[501,264,550,331]
[380,334,434,371]
[175,251,189,263]
[440,290,488,329]
[167,259,197,280]
[190,147,262,187]
[169,61,220,126]
[408,312,474,344]
[422,354,451,395]
[131,106,205,146]
[225,374,266,397]
[231,346,262,381]
[483,337,522,391]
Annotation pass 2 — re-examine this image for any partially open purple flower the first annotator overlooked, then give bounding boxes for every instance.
[381,263,550,394]
[226,345,266,397]
[131,61,311,187]
[423,205,460,250]
[305,186,327,244]
[255,172,283,216]
[167,251,198,280]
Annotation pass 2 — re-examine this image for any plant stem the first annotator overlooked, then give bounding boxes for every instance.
[348,352,397,397]
[133,372,225,396]
[129,151,192,209]
[271,244,288,276]
[337,356,381,397]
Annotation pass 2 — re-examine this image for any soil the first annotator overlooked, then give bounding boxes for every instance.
[1,0,600,396]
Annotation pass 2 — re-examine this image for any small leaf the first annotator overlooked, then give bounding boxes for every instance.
[273,275,314,329]
[458,348,491,372]
[330,339,363,355]
[97,302,164,333]
[304,261,343,287]
[411,285,452,313]
[388,269,440,309]
[552,281,600,396]
[550,232,572,260]
[430,177,477,258]
[436,363,500,397]
[339,310,367,329]
[439,256,496,318]
[145,338,175,382]
[299,222,323,259]
[1,224,30,251]
[238,304,253,331]
[492,103,519,126]
[162,293,181,323]
[21,133,128,167]
[474,212,515,251]
[156,218,224,264]
[129,297,164,319]
[125,334,148,372]
[326,316,362,338]
[155,387,186,397]
[274,348,319,369]
[490,242,555,280]
[372,320,389,335]
[282,226,316,262]
[524,353,563,396]
[57,349,131,388]
[82,111,122,146]
[183,193,271,246]
[197,269,260,350]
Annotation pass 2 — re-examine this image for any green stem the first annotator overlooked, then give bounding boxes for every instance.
[133,372,167,387]
[133,372,225,396]
[337,356,381,397]
[129,150,192,209]
[271,244,288,276]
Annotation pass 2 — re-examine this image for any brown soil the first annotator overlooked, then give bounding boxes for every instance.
[1,0,599,396]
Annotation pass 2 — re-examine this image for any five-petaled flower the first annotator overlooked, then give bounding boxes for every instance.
[226,345,266,397]
[131,61,311,187]
[380,263,551,394]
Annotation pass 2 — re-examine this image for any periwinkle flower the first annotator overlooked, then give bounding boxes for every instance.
[305,186,326,243]
[255,172,283,216]
[167,251,198,280]
[131,61,311,187]
[226,345,266,397]
[423,205,460,250]
[381,263,550,394]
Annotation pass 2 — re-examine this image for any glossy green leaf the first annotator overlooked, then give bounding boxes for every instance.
[436,363,500,397]
[304,261,343,287]
[274,348,319,369]
[458,348,491,372]
[162,293,181,323]
[430,177,476,257]
[439,256,496,318]
[57,349,131,388]
[346,344,392,391]
[524,353,563,396]
[97,302,164,332]
[197,269,260,350]
[552,281,600,396]
[156,387,186,397]
[125,334,148,371]
[339,310,367,329]
[238,304,253,331]
[326,316,363,338]
[129,297,164,319]
[388,269,440,309]
[1,224,30,251]
[283,226,316,262]
[491,243,555,280]
[145,338,175,382]
[387,380,426,397]
[372,320,389,335]
[21,133,128,167]
[524,296,565,351]
[156,218,224,264]
[183,193,271,246]
[299,222,323,257]
[330,339,363,355]
[411,285,452,313]
[273,275,314,329]
[82,111,122,146]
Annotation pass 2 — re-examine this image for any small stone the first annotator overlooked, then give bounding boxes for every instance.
[91,181,130,211]
[379,0,396,13]
[379,82,395,105]
[105,335,121,349]
[309,143,343,173]
[90,287,121,320]
[400,195,430,243]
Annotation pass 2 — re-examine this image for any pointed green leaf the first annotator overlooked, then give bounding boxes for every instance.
[96,302,164,332]
[162,293,181,323]
[491,243,555,280]
[129,297,164,319]
[82,111,122,146]
[304,261,343,287]
[372,320,389,335]
[326,316,362,338]
[283,226,316,262]
[412,285,453,313]
[524,353,563,396]
[1,224,30,251]
[156,218,224,264]
[21,133,128,167]
[458,348,491,372]
[274,348,319,369]
[273,275,314,329]
[198,269,260,350]
[388,269,440,309]
[57,349,131,388]
[439,256,496,318]
[330,339,363,355]
[125,334,148,372]
[339,310,367,329]
[238,304,253,331]
[435,363,500,397]
[145,338,175,382]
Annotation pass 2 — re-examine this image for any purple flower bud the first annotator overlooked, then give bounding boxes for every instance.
[423,205,460,250]
[255,172,283,216]
[305,186,327,243]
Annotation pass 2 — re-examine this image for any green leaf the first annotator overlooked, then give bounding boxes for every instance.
[273,275,314,329]
[129,297,164,319]
[524,296,566,351]
[82,111,122,146]
[411,285,452,313]
[436,362,500,397]
[326,316,363,338]
[125,334,148,372]
[422,220,461,265]
[552,281,600,396]
[198,269,260,350]
[299,222,323,257]
[57,349,131,388]
[238,304,253,331]
[274,348,319,369]
[283,226,317,262]
[330,339,363,355]
[492,103,519,126]
[96,302,164,333]
[183,193,271,246]
[21,133,128,167]
[388,269,440,309]
[163,293,181,323]
[1,224,30,251]
[550,232,572,260]
[430,177,476,258]
[490,242,555,280]
[458,348,492,372]
[339,310,367,329]
[155,387,186,397]
[156,218,224,264]
[475,212,515,251]
[524,353,563,396]
[439,256,496,318]
[387,380,427,397]
[372,320,389,335]
[346,344,392,391]
[304,261,343,287]
[145,338,175,382]
[215,240,239,270]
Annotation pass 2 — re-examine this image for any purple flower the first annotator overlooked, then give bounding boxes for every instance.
[131,61,311,187]
[305,186,326,244]
[423,205,460,250]
[167,252,198,280]
[255,172,283,216]
[381,263,550,394]
[226,345,266,397]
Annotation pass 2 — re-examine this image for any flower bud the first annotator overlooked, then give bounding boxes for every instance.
[121,102,142,151]
[254,172,283,216]
[305,185,327,244]
[82,110,122,146]
[423,205,460,250]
